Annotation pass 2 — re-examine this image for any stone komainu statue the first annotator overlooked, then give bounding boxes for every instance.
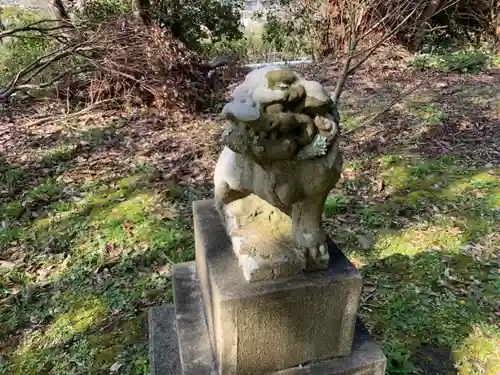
[214,65,342,266]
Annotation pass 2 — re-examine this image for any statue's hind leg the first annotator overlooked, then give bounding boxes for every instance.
[214,180,250,210]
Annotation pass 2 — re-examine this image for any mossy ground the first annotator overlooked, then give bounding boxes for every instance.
[0,103,218,374]
[0,167,197,374]
[320,61,499,374]
[336,154,499,374]
[1,47,499,374]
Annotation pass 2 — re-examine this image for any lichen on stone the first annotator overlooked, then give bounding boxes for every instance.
[264,68,297,88]
[214,65,344,274]
[221,126,233,139]
[296,135,328,160]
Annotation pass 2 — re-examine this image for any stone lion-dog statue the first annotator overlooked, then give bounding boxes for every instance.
[214,65,343,274]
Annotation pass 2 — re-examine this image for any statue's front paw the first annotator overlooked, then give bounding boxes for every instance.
[307,243,328,259]
[305,243,329,269]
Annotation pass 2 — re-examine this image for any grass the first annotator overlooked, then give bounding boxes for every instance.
[0,163,195,374]
[321,62,500,373]
[326,153,499,374]
[42,145,78,166]
[408,48,494,73]
[409,103,448,125]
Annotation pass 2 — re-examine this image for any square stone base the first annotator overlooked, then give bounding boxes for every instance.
[193,200,363,375]
[157,261,386,375]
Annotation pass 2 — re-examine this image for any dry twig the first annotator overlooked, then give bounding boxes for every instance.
[0,19,73,40]
[343,75,435,135]
[332,0,429,104]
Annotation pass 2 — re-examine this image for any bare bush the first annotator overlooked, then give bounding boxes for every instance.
[79,17,223,112]
[266,0,498,60]
[0,13,229,116]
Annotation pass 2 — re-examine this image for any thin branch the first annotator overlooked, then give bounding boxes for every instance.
[0,43,93,99]
[20,45,91,85]
[332,11,358,104]
[0,20,74,40]
[356,0,416,41]
[0,47,67,96]
[59,99,116,128]
[26,99,116,127]
[13,67,94,91]
[343,76,433,136]
[80,55,157,95]
[347,1,426,76]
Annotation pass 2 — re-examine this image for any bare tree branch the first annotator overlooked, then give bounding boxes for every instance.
[349,2,427,72]
[12,67,93,91]
[332,5,359,104]
[0,19,74,40]
[25,99,116,127]
[356,0,416,41]
[342,76,434,136]
[330,0,441,105]
[0,42,93,99]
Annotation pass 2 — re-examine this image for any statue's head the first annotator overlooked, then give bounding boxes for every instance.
[221,65,340,164]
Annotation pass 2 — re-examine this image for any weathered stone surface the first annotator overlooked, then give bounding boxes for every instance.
[271,321,386,375]
[216,65,342,267]
[172,262,218,375]
[214,141,342,270]
[148,305,181,375]
[194,199,362,375]
[222,194,309,282]
[168,251,386,375]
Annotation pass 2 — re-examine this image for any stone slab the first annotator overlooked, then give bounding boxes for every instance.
[272,321,387,375]
[193,199,363,375]
[172,262,218,375]
[148,305,181,375]
[169,261,386,375]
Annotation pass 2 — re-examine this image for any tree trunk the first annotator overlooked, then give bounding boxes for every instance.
[133,0,152,25]
[410,0,442,52]
[51,0,71,22]
[0,7,5,32]
[494,6,500,53]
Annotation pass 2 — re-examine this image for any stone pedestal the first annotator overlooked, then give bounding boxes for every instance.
[149,199,386,375]
[194,199,361,375]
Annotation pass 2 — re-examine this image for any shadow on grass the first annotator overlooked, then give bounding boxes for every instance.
[0,126,125,206]
[2,61,498,375]
[343,71,500,164]
[360,250,497,375]
[324,151,498,374]
[0,165,203,374]
[320,66,500,374]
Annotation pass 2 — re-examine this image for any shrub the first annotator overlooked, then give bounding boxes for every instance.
[152,0,244,50]
[408,48,492,73]
[201,36,251,62]
[324,195,350,216]
[0,7,55,86]
[255,1,320,60]
[73,0,133,21]
[260,14,309,61]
